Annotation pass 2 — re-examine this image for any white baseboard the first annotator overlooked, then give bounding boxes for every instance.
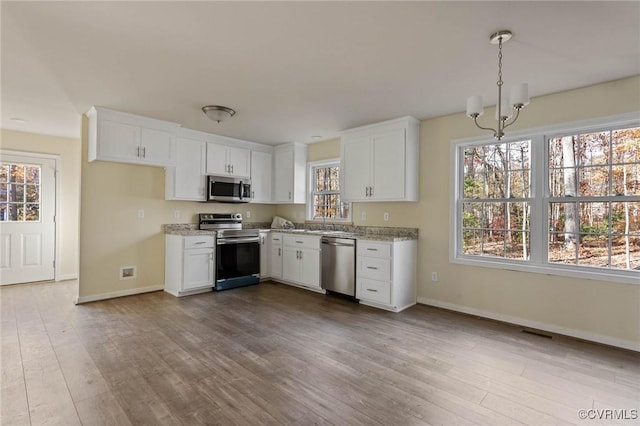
[75,285,163,304]
[417,297,639,352]
[57,273,78,281]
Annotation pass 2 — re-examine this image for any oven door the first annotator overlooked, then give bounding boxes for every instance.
[216,238,260,290]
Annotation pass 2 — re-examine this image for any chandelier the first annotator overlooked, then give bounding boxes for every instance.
[466,30,529,140]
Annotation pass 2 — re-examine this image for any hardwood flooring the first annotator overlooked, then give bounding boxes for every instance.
[1,280,639,425]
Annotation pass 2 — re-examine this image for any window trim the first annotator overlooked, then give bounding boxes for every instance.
[306,158,352,222]
[450,112,640,285]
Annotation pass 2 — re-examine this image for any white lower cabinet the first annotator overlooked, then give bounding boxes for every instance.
[165,234,215,296]
[356,239,417,312]
[259,230,270,279]
[274,234,322,291]
[270,233,283,279]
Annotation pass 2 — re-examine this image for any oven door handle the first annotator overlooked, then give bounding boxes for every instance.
[217,237,260,245]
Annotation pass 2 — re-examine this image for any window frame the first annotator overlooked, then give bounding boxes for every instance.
[451,112,640,285]
[306,158,352,223]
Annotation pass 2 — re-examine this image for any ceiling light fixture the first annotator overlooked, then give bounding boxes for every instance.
[466,30,529,140]
[202,105,236,123]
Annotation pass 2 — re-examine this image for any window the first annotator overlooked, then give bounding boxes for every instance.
[452,114,640,284]
[0,162,41,222]
[307,159,351,222]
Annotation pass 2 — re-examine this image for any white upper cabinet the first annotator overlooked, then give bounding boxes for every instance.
[250,150,273,203]
[86,106,179,167]
[165,137,207,201]
[341,116,420,202]
[274,143,307,204]
[206,142,250,178]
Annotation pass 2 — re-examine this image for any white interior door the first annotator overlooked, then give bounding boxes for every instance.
[0,153,56,285]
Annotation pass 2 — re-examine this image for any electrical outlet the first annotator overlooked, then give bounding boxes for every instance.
[246,211,251,219]
[361,211,367,221]
[137,209,144,219]
[173,210,180,219]
[431,272,438,282]
[383,212,389,221]
[120,265,137,280]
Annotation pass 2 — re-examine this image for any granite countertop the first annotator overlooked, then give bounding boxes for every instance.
[163,224,417,241]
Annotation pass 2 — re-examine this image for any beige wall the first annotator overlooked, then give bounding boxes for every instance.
[283,76,640,347]
[78,117,276,299]
[0,129,81,280]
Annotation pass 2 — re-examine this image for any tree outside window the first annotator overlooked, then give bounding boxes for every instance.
[307,160,351,222]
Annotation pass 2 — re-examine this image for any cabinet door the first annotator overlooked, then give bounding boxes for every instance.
[172,138,206,200]
[282,247,300,282]
[250,151,272,203]
[274,146,293,202]
[259,232,269,278]
[270,245,282,279]
[98,120,141,161]
[206,143,229,175]
[371,129,405,200]
[342,136,371,201]
[183,248,214,290]
[141,128,176,166]
[299,249,320,288]
[228,147,251,178]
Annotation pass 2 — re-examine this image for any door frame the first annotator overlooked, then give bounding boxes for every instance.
[1,149,61,282]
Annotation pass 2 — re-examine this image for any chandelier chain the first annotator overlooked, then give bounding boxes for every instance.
[497,37,503,87]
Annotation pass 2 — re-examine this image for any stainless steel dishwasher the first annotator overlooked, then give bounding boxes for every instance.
[321,236,356,298]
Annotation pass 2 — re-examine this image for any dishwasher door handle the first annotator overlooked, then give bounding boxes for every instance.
[321,241,354,247]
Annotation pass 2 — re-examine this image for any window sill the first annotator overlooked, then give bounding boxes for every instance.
[305,219,354,225]
[450,255,639,286]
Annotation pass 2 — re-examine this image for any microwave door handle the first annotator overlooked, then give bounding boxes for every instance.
[239,181,243,200]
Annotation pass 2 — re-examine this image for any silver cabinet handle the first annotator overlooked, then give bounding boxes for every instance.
[252,191,255,199]
[366,248,378,251]
[288,191,292,200]
[278,248,281,256]
[365,187,369,197]
[296,241,304,244]
[299,250,302,259]
[366,266,378,270]
[231,164,234,173]
[136,146,141,157]
[194,241,206,245]
[142,146,146,158]
[366,288,378,292]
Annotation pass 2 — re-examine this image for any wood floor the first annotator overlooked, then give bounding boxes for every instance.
[1,280,639,426]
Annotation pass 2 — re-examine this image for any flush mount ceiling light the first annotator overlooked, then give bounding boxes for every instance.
[466,30,529,140]
[202,105,236,123]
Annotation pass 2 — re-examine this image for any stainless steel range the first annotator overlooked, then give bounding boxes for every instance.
[199,213,260,291]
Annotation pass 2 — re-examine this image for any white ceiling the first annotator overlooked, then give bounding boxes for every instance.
[2,1,639,145]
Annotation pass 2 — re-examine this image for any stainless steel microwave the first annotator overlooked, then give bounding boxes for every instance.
[207,176,251,203]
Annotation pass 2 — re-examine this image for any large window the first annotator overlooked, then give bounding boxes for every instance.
[453,114,639,284]
[307,159,351,222]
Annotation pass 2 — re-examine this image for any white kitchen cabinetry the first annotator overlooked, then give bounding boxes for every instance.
[341,116,419,202]
[270,233,283,279]
[165,137,206,201]
[165,234,215,297]
[251,151,273,203]
[279,234,321,291]
[356,239,417,312]
[274,143,307,203]
[87,106,179,167]
[206,143,250,178]
[259,230,270,279]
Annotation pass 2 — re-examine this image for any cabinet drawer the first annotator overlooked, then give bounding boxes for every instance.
[183,235,215,249]
[270,233,283,247]
[358,257,391,281]
[283,234,320,250]
[357,278,391,305]
[357,241,391,258]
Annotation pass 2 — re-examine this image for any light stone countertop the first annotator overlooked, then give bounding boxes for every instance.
[163,224,417,241]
